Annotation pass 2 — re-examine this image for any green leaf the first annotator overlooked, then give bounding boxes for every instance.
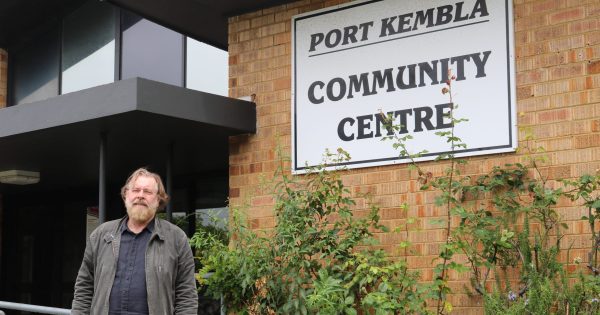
[345,308,357,315]
[561,223,569,230]
[344,295,354,305]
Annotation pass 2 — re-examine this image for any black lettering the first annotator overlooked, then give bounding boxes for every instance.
[418,60,439,87]
[472,51,492,78]
[325,29,342,48]
[348,73,375,99]
[358,22,374,41]
[375,111,394,137]
[450,54,471,81]
[413,8,435,30]
[338,117,355,141]
[342,25,358,45]
[396,65,417,89]
[372,68,395,93]
[436,5,454,26]
[308,81,325,104]
[326,78,346,102]
[380,16,398,37]
[435,103,453,129]
[471,0,490,18]
[357,115,374,139]
[453,2,470,22]
[413,106,435,132]
[309,33,324,52]
[394,109,412,134]
[398,13,413,33]
[440,58,450,82]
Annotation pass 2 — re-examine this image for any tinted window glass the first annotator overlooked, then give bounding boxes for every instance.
[11,28,60,105]
[62,0,116,94]
[121,11,184,86]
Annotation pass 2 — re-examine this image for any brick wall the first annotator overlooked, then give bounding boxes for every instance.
[0,49,7,108]
[228,0,600,313]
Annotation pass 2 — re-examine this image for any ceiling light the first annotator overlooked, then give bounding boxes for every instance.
[0,170,40,185]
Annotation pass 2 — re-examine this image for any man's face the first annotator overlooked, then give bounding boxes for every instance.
[124,175,159,223]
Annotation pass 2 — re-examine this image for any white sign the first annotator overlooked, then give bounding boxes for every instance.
[292,0,517,173]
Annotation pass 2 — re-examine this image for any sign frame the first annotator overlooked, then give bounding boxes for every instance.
[292,0,517,174]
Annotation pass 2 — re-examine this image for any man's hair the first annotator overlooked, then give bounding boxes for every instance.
[121,168,169,210]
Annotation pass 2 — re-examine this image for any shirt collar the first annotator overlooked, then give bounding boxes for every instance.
[121,217,155,234]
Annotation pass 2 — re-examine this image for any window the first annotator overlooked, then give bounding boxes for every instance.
[61,0,116,94]
[121,11,184,86]
[10,28,59,105]
[186,38,228,96]
[9,1,229,105]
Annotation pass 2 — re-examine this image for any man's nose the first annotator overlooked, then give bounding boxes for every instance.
[133,191,146,197]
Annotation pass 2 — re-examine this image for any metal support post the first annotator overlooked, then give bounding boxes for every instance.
[99,132,107,224]
[166,142,173,222]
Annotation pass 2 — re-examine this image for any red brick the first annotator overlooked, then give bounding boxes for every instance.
[593,119,600,132]
[588,3,600,17]
[515,15,547,31]
[548,35,585,52]
[574,134,600,148]
[273,77,290,90]
[517,69,548,85]
[587,31,600,45]
[589,60,600,74]
[548,7,585,24]
[229,55,238,66]
[531,0,566,13]
[569,18,599,34]
[532,52,568,68]
[229,165,240,176]
[229,188,240,198]
[251,14,275,28]
[547,165,572,179]
[517,86,534,99]
[251,196,274,206]
[534,24,569,41]
[537,108,571,123]
[250,163,263,173]
[274,8,299,22]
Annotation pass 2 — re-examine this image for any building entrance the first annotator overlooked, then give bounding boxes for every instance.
[0,188,95,311]
[0,170,228,314]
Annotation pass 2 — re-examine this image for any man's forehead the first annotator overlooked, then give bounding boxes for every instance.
[130,175,158,187]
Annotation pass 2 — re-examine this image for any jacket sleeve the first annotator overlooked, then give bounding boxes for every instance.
[71,235,95,315]
[174,233,198,315]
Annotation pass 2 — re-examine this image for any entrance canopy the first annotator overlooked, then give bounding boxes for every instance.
[0,77,255,194]
[0,0,296,50]
[104,0,297,50]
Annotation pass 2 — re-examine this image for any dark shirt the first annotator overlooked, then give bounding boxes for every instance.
[109,218,154,315]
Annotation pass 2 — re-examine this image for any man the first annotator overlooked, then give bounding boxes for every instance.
[72,168,198,315]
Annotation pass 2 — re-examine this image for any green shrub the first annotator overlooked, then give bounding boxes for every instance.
[190,150,430,314]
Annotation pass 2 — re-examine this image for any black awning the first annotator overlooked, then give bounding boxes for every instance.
[0,77,255,193]
[0,0,297,50]
[105,0,297,50]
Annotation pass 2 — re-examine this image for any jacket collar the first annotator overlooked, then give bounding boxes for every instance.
[104,215,166,243]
